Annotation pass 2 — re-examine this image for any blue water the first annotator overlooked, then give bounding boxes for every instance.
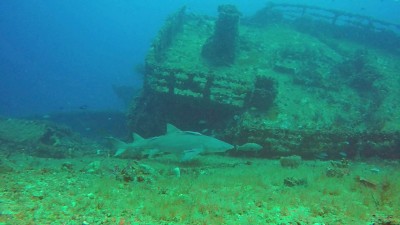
[1,0,399,116]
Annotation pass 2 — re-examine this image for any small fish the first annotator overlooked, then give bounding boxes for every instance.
[315,152,328,160]
[79,104,88,110]
[355,176,377,189]
[198,120,207,125]
[370,168,380,173]
[236,143,263,152]
[339,152,347,158]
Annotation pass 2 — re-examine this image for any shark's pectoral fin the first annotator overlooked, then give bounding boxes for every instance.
[179,148,204,162]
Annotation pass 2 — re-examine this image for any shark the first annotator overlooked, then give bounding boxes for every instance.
[111,124,234,161]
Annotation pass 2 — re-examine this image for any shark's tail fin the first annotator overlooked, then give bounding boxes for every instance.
[107,137,128,156]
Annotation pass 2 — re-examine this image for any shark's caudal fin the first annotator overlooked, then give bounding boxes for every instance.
[109,133,145,157]
[107,137,128,156]
[167,123,181,133]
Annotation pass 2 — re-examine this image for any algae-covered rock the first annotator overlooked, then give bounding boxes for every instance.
[113,160,158,184]
[0,118,49,143]
[283,177,307,187]
[0,118,99,158]
[280,155,302,168]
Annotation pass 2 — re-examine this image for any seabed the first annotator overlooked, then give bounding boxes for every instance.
[1,150,399,224]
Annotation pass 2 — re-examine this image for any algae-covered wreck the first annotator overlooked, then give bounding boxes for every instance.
[128,3,400,159]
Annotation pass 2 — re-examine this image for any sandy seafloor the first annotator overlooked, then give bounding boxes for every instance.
[0,151,399,225]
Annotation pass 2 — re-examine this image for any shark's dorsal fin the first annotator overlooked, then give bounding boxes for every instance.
[132,133,144,141]
[167,123,181,133]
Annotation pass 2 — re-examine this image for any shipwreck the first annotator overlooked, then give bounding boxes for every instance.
[128,3,400,159]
